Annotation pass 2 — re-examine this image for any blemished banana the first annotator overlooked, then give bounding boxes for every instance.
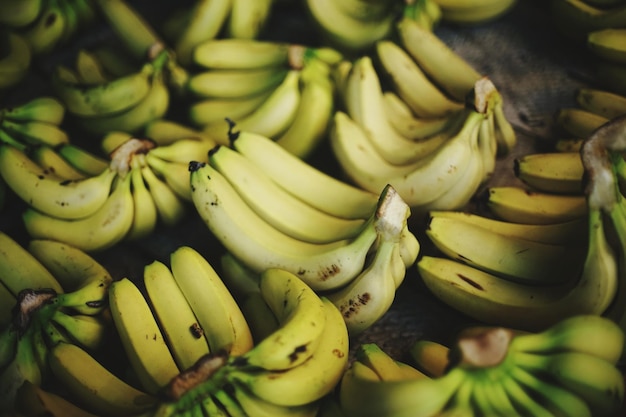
[228,129,379,220]
[187,66,288,99]
[0,30,31,90]
[204,69,302,139]
[485,185,588,224]
[28,144,87,180]
[169,245,254,356]
[47,341,158,416]
[22,172,134,252]
[555,107,609,139]
[227,0,273,38]
[188,160,375,291]
[227,297,349,407]
[576,87,626,119]
[425,213,586,285]
[427,210,588,246]
[18,0,67,56]
[0,232,63,296]
[374,40,464,121]
[26,238,112,315]
[171,0,232,67]
[108,277,180,395]
[235,267,327,371]
[396,16,482,102]
[207,144,367,244]
[588,28,626,64]
[432,0,518,25]
[514,151,584,194]
[143,259,211,372]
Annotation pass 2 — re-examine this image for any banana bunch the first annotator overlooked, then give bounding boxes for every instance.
[188,127,420,335]
[302,0,441,55]
[338,315,625,417]
[0,96,69,148]
[2,0,98,56]
[143,267,349,417]
[162,0,277,67]
[185,38,342,159]
[0,233,113,413]
[0,27,31,90]
[50,46,171,137]
[431,0,518,25]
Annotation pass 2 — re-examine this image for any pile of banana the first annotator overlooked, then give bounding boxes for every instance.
[188,130,420,334]
[329,17,516,215]
[186,38,341,159]
[338,315,625,417]
[0,232,112,412]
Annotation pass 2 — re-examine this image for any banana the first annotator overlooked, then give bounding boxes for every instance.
[56,144,109,176]
[74,49,109,84]
[374,40,464,120]
[549,0,626,41]
[51,59,153,117]
[0,232,62,295]
[218,252,262,301]
[485,185,588,224]
[227,297,349,407]
[189,160,384,291]
[240,291,279,345]
[512,349,625,416]
[492,92,517,155]
[205,69,302,139]
[229,381,320,417]
[396,16,482,102]
[193,38,298,70]
[108,277,180,395]
[1,96,64,126]
[47,341,158,416]
[207,144,367,244]
[227,0,273,38]
[555,107,609,139]
[507,364,593,417]
[26,238,112,315]
[0,29,31,90]
[0,118,69,147]
[140,161,187,227]
[143,259,211,372]
[234,267,327,371]
[188,90,273,130]
[22,172,133,252]
[588,28,626,64]
[303,0,396,54]
[187,67,288,99]
[169,245,253,356]
[354,343,410,381]
[514,151,584,194]
[18,0,67,55]
[576,87,626,119]
[126,160,158,240]
[0,0,43,27]
[338,362,467,417]
[145,154,192,201]
[228,129,379,219]
[144,118,217,146]
[14,380,100,417]
[49,309,106,351]
[476,109,497,181]
[433,0,518,25]
[409,340,450,378]
[28,144,86,180]
[425,213,585,285]
[427,210,588,245]
[274,68,335,159]
[173,0,232,67]
[510,314,624,364]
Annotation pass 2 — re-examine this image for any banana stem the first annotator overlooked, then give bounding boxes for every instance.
[11,289,57,335]
[163,351,229,402]
[448,327,515,370]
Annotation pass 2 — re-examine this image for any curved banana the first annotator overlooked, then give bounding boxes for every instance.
[22,172,134,252]
[433,0,518,26]
[193,38,294,70]
[514,151,584,194]
[228,298,349,407]
[0,30,31,90]
[576,87,626,119]
[549,0,626,41]
[143,259,211,372]
[126,160,158,240]
[208,144,366,244]
[144,118,216,146]
[485,185,588,224]
[47,341,158,416]
[188,90,273,129]
[170,245,253,356]
[229,381,320,417]
[229,129,379,219]
[555,107,609,139]
[19,0,67,55]
[140,161,187,227]
[145,153,192,201]
[588,28,626,64]
[396,16,482,102]
[49,309,106,351]
[108,277,180,394]
[28,144,86,180]
[0,0,42,27]
[425,213,585,285]
[26,238,112,315]
[189,161,388,291]
[234,267,327,371]
[227,0,273,38]
[187,66,288,99]
[56,144,109,176]
[0,118,69,147]
[1,96,64,127]
[409,339,450,378]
